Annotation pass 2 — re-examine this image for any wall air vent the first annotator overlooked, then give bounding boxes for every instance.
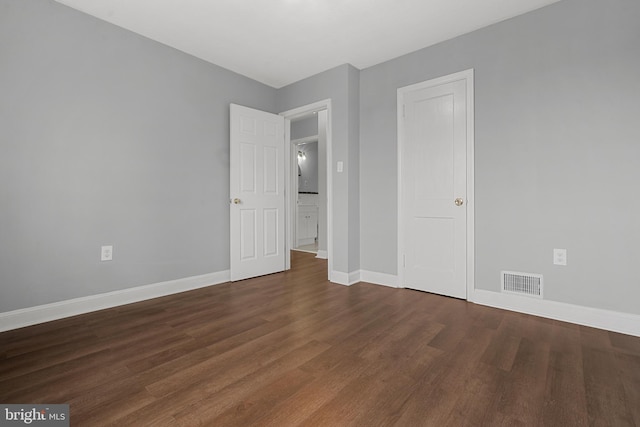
[501,271,543,298]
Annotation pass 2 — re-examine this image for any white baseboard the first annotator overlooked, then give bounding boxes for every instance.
[0,270,230,332]
[330,270,360,286]
[472,289,640,337]
[330,271,350,286]
[331,270,390,287]
[348,271,361,285]
[330,269,640,336]
[315,250,328,259]
[5,270,636,338]
[360,270,399,288]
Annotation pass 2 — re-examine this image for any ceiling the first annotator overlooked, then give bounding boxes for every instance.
[54,0,561,88]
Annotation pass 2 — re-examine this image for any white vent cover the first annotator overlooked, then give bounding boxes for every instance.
[501,271,543,298]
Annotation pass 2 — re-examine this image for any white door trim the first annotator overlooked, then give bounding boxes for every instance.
[397,69,475,300]
[280,99,332,278]
[291,135,319,145]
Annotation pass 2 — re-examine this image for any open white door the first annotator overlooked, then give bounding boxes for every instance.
[230,104,285,281]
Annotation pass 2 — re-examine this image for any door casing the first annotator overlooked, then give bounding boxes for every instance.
[281,100,332,279]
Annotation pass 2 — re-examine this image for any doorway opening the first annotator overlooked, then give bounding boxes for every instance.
[293,134,319,254]
[281,100,332,279]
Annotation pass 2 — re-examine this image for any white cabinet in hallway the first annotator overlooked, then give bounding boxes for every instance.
[297,193,318,247]
[297,205,318,246]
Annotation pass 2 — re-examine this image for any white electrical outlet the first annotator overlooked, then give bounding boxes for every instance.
[101,245,113,261]
[553,248,567,266]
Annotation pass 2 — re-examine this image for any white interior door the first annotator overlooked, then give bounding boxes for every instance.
[230,104,285,281]
[399,73,471,299]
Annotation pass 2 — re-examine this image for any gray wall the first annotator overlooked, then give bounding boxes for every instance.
[0,0,276,312]
[360,0,640,314]
[347,66,360,273]
[277,64,360,275]
[291,116,318,140]
[291,116,319,193]
[316,111,328,254]
[298,142,318,194]
[5,0,638,319]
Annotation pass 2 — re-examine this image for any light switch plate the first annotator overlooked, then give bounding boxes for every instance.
[101,245,113,261]
[553,248,567,266]
[337,161,343,173]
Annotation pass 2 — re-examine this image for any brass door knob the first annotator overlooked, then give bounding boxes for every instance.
[455,198,464,206]
[232,198,241,204]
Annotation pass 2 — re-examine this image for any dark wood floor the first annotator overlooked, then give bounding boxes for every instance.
[1,252,639,426]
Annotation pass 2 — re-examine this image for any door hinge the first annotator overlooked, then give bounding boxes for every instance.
[403,254,406,268]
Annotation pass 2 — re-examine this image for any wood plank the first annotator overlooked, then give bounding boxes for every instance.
[0,251,638,426]
[582,346,636,426]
